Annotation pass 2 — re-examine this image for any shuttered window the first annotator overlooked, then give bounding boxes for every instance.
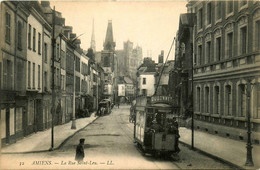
[38,33,41,54]
[5,12,11,44]
[18,21,22,50]
[28,24,31,49]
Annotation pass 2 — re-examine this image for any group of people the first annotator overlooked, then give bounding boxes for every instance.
[148,115,180,153]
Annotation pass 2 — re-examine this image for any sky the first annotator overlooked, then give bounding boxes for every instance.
[50,1,187,63]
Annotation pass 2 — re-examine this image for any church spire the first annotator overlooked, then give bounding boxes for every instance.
[90,19,96,52]
[103,20,116,51]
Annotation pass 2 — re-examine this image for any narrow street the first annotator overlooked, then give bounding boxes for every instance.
[1,105,232,169]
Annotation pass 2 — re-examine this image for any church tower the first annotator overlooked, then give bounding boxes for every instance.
[101,20,117,103]
[90,19,96,52]
[103,20,116,51]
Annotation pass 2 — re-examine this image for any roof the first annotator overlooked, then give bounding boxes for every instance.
[179,13,195,27]
[151,103,172,108]
[124,77,133,84]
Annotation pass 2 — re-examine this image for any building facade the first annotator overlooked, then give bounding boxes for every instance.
[188,1,260,143]
[0,1,30,145]
[136,57,156,96]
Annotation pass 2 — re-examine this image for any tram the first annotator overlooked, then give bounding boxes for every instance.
[97,99,111,116]
[134,95,179,157]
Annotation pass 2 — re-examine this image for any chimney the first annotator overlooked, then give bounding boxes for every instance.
[159,50,164,63]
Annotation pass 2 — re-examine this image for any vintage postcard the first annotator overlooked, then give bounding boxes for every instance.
[0,0,259,169]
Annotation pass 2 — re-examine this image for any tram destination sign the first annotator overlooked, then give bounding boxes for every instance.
[151,95,172,104]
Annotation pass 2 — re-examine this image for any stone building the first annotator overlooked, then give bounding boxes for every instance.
[0,1,30,145]
[136,57,156,96]
[25,1,47,135]
[169,13,195,117]
[188,1,260,143]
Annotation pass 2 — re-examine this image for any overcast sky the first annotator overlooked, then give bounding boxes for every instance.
[50,1,187,62]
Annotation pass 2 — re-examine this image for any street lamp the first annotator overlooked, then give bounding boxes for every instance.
[49,6,56,151]
[71,54,76,129]
[245,78,255,166]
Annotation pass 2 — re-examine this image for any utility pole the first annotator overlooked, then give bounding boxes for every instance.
[71,54,76,129]
[154,37,175,95]
[245,78,254,166]
[97,71,99,110]
[50,6,56,151]
[191,26,195,150]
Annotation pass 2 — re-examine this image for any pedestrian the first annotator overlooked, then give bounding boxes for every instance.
[172,117,180,153]
[117,103,120,108]
[75,138,85,163]
[150,119,161,132]
[56,100,61,125]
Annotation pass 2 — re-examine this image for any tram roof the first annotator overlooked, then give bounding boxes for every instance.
[148,103,172,108]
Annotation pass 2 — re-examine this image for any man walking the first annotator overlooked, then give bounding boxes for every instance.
[75,138,85,163]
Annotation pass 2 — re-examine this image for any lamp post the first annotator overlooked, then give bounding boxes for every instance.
[49,6,56,151]
[245,78,254,166]
[71,54,76,129]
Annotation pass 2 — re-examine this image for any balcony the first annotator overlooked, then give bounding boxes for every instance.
[194,52,259,78]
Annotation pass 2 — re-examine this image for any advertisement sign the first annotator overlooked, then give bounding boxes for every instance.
[118,84,125,96]
[104,84,113,95]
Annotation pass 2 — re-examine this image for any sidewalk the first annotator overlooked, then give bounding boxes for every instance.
[1,113,98,154]
[179,127,260,169]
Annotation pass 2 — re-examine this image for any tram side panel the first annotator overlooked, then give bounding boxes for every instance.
[135,110,146,145]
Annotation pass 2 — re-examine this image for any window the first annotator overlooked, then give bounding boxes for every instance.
[28,61,31,88]
[216,1,221,21]
[3,60,13,90]
[142,89,147,96]
[215,86,220,114]
[75,57,80,72]
[225,85,232,115]
[197,87,201,112]
[33,28,36,51]
[61,50,66,69]
[257,85,260,118]
[44,43,48,63]
[28,24,31,49]
[44,71,47,90]
[76,76,80,92]
[33,63,35,89]
[198,45,202,65]
[257,21,260,50]
[206,41,211,63]
[5,12,11,43]
[38,65,40,89]
[15,108,23,132]
[143,78,146,85]
[57,68,59,86]
[238,84,246,117]
[38,33,41,54]
[205,87,210,113]
[216,37,221,61]
[198,8,203,29]
[207,3,211,25]
[28,100,34,125]
[241,26,247,54]
[227,32,233,58]
[227,1,233,14]
[61,75,65,90]
[104,56,110,67]
[56,44,60,59]
[18,21,22,50]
